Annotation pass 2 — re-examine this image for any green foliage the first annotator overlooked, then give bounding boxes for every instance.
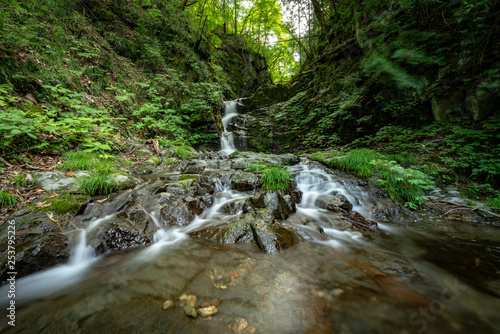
[261,166,292,192]
[486,197,500,213]
[174,145,196,160]
[58,151,117,174]
[247,162,267,173]
[0,191,18,208]
[325,149,378,179]
[359,117,500,187]
[371,159,435,209]
[312,149,435,209]
[80,175,117,196]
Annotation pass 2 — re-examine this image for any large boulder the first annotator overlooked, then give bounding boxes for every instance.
[315,194,353,212]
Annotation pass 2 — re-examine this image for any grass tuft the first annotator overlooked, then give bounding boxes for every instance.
[0,191,18,208]
[80,174,117,196]
[59,151,116,173]
[261,167,292,192]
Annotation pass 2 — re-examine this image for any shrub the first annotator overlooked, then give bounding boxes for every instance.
[371,159,435,209]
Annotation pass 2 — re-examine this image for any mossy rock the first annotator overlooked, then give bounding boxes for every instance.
[178,174,200,181]
[40,200,82,214]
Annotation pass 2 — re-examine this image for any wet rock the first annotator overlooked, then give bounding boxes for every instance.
[282,195,296,214]
[183,305,198,318]
[289,189,302,204]
[231,172,260,191]
[219,199,246,215]
[33,171,80,193]
[232,318,256,334]
[247,190,294,220]
[99,227,151,251]
[251,222,301,253]
[315,194,353,212]
[344,211,378,233]
[191,220,254,244]
[160,204,194,227]
[180,294,197,307]
[279,153,300,166]
[110,173,137,190]
[162,300,175,311]
[231,159,248,170]
[197,305,218,317]
[0,232,70,282]
[180,162,206,174]
[186,196,214,215]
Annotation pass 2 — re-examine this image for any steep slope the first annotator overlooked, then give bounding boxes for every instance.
[0,0,270,152]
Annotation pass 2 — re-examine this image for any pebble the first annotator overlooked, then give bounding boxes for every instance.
[162,300,175,311]
[198,305,218,317]
[180,294,197,307]
[183,305,198,318]
[331,288,344,297]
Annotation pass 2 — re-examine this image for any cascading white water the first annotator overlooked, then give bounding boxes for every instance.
[292,163,364,214]
[220,101,239,155]
[291,162,369,246]
[11,227,99,304]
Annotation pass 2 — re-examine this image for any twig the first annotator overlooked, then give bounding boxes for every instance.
[21,164,43,170]
[0,157,13,167]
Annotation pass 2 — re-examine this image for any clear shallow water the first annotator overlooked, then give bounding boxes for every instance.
[1,161,500,333]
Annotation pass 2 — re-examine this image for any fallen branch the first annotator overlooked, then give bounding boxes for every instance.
[437,199,500,219]
[0,157,13,167]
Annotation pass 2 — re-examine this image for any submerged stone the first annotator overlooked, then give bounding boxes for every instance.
[251,222,300,253]
[183,305,198,318]
[198,306,218,317]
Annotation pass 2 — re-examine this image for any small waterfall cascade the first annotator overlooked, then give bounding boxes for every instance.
[220,100,239,155]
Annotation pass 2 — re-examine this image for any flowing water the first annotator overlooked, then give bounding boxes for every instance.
[220,101,239,155]
[1,156,500,333]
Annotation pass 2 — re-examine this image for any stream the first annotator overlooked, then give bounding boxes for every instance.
[1,102,500,334]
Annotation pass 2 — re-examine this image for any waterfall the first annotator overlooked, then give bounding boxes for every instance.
[221,100,239,155]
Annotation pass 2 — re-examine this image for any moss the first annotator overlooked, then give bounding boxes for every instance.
[40,200,80,214]
[179,179,195,189]
[178,175,200,181]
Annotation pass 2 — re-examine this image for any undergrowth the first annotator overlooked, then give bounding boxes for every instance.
[311,149,435,209]
[0,191,18,208]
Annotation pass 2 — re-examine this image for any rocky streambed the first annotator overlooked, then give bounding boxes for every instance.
[1,151,500,333]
